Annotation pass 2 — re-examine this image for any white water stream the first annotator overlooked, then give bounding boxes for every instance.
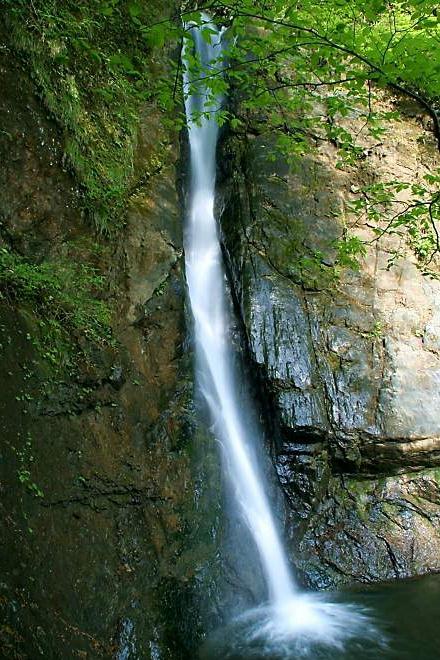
[183,20,295,609]
[182,16,380,656]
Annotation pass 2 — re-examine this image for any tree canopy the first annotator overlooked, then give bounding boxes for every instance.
[170,0,440,275]
[3,0,439,272]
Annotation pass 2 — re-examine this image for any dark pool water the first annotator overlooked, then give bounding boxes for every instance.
[200,573,440,659]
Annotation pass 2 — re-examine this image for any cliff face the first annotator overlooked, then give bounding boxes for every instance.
[0,17,227,660]
[218,95,440,588]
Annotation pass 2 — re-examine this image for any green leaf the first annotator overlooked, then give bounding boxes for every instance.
[128,3,142,18]
[98,3,114,16]
[143,25,166,48]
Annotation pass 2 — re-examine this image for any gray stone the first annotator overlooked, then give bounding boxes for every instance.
[218,93,440,587]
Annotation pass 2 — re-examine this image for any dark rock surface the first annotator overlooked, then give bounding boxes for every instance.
[218,97,440,588]
[0,36,226,660]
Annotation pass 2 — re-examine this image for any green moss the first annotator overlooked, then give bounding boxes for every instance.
[258,208,337,290]
[335,476,375,523]
[0,246,112,360]
[3,0,177,233]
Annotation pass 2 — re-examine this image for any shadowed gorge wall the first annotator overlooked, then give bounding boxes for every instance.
[0,7,228,657]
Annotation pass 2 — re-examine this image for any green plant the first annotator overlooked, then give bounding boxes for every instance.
[170,2,440,273]
[0,247,112,355]
[335,234,368,271]
[348,173,440,276]
[14,435,44,499]
[361,320,384,340]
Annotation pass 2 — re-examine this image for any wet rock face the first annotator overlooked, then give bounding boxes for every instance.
[296,470,440,589]
[218,99,440,587]
[0,52,82,259]
[0,42,224,660]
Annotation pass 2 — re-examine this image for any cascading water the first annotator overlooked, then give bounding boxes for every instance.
[183,20,296,609]
[183,15,382,658]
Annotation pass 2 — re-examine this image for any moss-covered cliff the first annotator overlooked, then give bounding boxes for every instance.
[0,3,230,658]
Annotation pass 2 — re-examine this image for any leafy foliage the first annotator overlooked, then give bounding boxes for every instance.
[175,1,440,274]
[0,247,112,349]
[348,172,440,274]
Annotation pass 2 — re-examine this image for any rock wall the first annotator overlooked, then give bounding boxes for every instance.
[218,95,440,588]
[0,22,226,660]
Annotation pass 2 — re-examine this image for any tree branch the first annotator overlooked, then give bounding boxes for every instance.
[216,3,440,151]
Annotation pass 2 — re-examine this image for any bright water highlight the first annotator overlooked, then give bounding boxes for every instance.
[183,15,383,656]
[183,17,294,608]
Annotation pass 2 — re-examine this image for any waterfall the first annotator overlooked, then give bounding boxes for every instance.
[182,17,296,609]
[182,15,381,656]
